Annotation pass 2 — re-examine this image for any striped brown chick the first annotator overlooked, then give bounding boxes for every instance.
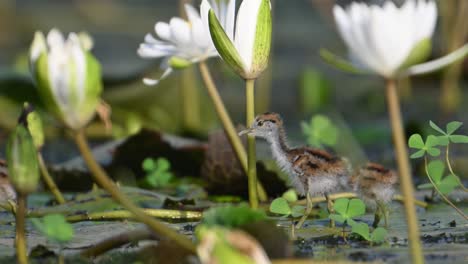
[351,162,398,227]
[240,112,351,228]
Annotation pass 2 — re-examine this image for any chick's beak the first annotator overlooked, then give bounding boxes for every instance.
[238,128,254,136]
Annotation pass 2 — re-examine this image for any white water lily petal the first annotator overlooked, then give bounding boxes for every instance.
[143,67,173,86]
[402,43,468,77]
[30,31,47,64]
[155,22,172,41]
[225,0,236,40]
[234,0,262,71]
[333,0,438,78]
[138,0,235,85]
[169,18,191,45]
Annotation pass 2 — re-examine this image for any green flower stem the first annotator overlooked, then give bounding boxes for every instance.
[81,228,154,258]
[66,208,203,223]
[385,79,423,264]
[198,62,267,202]
[15,193,28,264]
[72,130,195,253]
[246,79,259,209]
[445,144,468,192]
[38,153,66,204]
[424,156,468,220]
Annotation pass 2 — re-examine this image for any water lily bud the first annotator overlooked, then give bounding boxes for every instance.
[30,29,103,130]
[207,0,272,80]
[6,125,40,194]
[18,102,44,149]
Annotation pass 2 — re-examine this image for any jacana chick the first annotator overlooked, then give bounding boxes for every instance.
[350,162,398,227]
[240,112,350,228]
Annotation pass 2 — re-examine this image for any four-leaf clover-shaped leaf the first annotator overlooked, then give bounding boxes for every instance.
[419,160,459,195]
[408,134,440,159]
[302,115,338,148]
[31,214,74,243]
[429,121,468,146]
[328,198,365,226]
[142,157,174,188]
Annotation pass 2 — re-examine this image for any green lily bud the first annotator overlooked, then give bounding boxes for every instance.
[6,125,40,194]
[207,0,272,80]
[30,29,103,130]
[18,102,44,149]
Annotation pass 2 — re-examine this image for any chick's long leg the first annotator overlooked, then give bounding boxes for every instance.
[377,201,389,228]
[295,192,312,229]
[325,193,335,228]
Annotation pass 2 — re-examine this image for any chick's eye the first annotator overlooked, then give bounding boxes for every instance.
[257,121,264,126]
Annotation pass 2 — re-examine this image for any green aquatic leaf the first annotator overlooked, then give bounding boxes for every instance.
[370,227,388,243]
[282,189,298,203]
[202,204,267,228]
[446,121,463,135]
[291,205,306,218]
[347,199,366,218]
[351,222,370,241]
[31,214,74,243]
[408,134,440,158]
[408,134,425,149]
[328,214,346,224]
[333,198,350,216]
[142,157,173,188]
[302,114,338,148]
[269,198,291,215]
[438,175,459,195]
[330,198,366,225]
[450,135,468,144]
[429,121,446,135]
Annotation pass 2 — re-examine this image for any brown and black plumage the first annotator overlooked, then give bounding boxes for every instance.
[240,112,350,228]
[351,162,398,227]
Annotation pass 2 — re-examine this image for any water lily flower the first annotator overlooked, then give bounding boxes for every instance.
[29,29,103,130]
[207,0,272,80]
[138,0,235,85]
[333,0,437,78]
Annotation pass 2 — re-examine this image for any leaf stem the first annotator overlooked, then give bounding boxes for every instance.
[246,79,259,209]
[385,79,423,264]
[72,130,195,253]
[66,208,202,223]
[445,144,468,192]
[38,153,66,204]
[15,193,28,264]
[424,156,468,220]
[198,62,267,202]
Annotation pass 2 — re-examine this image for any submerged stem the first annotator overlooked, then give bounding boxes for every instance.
[38,153,66,204]
[73,130,195,253]
[424,156,468,220]
[66,208,202,223]
[445,144,468,192]
[385,79,423,264]
[198,62,267,202]
[246,79,259,209]
[16,194,28,264]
